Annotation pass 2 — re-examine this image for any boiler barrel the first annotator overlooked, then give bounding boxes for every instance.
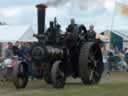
[46,46,64,60]
[31,45,64,63]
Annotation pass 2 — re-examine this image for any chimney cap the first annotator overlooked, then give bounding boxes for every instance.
[36,4,47,9]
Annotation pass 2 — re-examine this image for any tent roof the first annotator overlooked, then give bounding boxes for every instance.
[112,30,128,41]
[101,30,128,42]
[0,25,37,42]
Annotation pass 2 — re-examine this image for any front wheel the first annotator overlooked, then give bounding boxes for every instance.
[12,62,29,89]
[51,61,65,89]
[43,66,52,84]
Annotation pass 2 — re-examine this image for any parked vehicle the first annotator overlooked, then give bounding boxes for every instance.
[12,4,103,89]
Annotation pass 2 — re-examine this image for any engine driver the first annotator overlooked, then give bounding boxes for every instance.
[45,21,56,45]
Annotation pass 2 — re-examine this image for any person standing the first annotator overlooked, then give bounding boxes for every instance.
[3,42,14,80]
[87,25,96,40]
[66,19,79,77]
[67,19,78,39]
[18,42,26,59]
[45,21,56,44]
[4,42,13,59]
[12,41,20,56]
[55,24,62,44]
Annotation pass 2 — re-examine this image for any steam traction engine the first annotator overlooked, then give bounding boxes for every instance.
[12,4,103,89]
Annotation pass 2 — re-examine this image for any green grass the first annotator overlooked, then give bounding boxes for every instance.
[0,72,128,96]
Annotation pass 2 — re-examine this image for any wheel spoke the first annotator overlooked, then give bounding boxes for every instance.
[58,69,64,77]
[94,49,98,56]
[89,69,99,82]
[89,69,94,80]
[18,70,25,78]
[94,71,99,78]
[88,56,97,68]
[89,49,100,68]
[18,78,24,86]
[19,65,24,72]
[88,55,94,64]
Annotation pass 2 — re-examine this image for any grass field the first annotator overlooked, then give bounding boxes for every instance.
[0,72,128,96]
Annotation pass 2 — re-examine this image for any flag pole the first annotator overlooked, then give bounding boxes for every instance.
[111,1,118,30]
[110,1,117,48]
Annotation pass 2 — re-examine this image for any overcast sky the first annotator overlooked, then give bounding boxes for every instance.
[0,0,128,32]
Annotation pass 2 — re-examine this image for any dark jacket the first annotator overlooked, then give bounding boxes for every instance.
[87,30,96,40]
[12,46,19,56]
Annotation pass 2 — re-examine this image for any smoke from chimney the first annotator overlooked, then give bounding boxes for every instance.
[45,0,115,11]
[46,0,68,6]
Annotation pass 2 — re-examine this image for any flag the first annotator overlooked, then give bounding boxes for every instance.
[110,32,123,50]
[110,32,117,47]
[116,2,128,16]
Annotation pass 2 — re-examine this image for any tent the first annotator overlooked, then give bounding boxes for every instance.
[0,25,37,42]
[111,32,123,50]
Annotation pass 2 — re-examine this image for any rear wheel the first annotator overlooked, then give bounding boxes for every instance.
[51,61,65,88]
[13,62,28,89]
[79,42,103,85]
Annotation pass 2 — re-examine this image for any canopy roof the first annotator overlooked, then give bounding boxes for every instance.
[0,25,37,42]
[112,30,128,41]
